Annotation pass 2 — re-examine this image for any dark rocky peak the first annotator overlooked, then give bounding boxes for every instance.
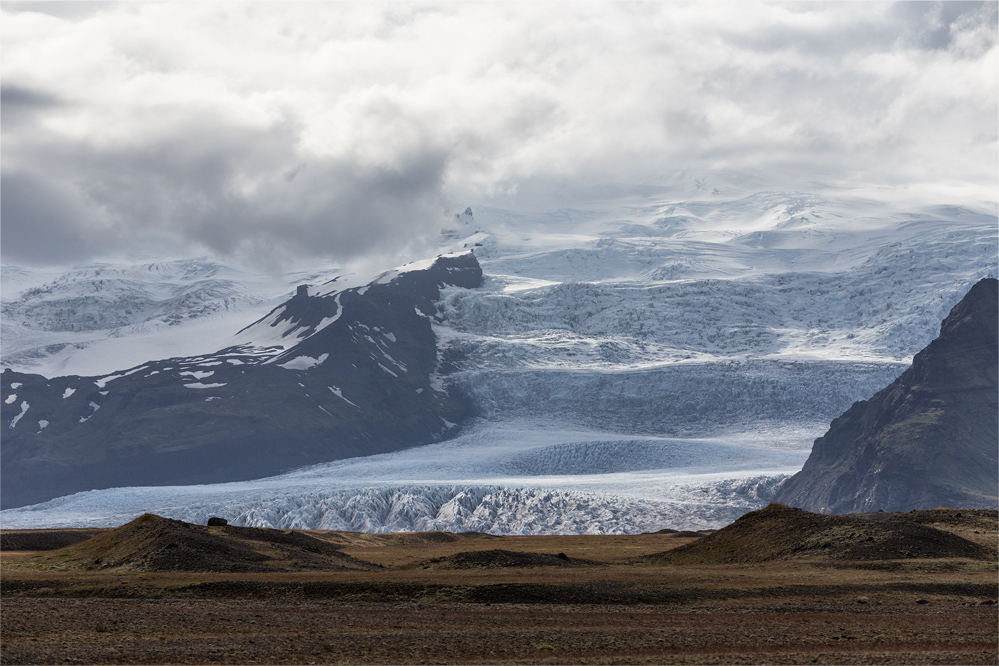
[935,277,997,353]
[441,207,480,240]
[773,278,998,514]
[379,253,483,317]
[236,253,481,349]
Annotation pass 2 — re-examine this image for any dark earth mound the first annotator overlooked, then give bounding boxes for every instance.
[413,549,605,569]
[29,514,376,573]
[381,531,492,544]
[0,528,109,551]
[651,528,708,536]
[649,503,993,565]
[775,278,998,513]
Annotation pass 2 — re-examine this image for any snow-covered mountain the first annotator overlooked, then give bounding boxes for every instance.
[1,254,482,509]
[2,188,995,532]
[0,259,354,378]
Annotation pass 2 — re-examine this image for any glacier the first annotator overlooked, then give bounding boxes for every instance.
[1,188,996,533]
[0,420,803,533]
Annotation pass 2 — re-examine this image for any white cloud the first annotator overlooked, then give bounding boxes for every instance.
[2,1,996,266]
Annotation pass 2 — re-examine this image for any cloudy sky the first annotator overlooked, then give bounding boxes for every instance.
[2,1,996,268]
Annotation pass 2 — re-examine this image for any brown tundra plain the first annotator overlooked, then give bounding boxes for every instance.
[1,505,996,665]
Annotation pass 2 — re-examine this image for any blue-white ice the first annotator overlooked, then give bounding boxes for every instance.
[0,420,808,533]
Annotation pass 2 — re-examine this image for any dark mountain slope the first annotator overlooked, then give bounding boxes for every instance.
[774,278,998,514]
[1,254,482,509]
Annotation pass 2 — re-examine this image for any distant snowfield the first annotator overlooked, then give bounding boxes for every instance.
[0,259,354,378]
[2,187,996,532]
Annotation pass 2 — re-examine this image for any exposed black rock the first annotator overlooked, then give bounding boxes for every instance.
[1,254,483,509]
[774,278,998,514]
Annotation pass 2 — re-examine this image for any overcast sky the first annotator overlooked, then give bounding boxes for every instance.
[2,1,996,268]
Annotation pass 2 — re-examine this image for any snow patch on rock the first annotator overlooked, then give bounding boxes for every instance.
[279,353,330,371]
[8,401,28,429]
[328,385,359,407]
[178,370,214,380]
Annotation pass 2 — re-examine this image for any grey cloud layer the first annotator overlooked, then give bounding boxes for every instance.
[3,119,449,265]
[2,1,996,266]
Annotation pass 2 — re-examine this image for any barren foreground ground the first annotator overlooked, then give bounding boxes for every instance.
[2,511,996,664]
[3,597,997,665]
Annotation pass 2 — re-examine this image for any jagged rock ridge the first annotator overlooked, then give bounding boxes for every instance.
[773,278,998,513]
[0,254,483,509]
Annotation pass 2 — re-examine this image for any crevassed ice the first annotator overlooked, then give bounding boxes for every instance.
[0,478,789,533]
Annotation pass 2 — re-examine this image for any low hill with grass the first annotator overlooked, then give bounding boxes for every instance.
[646,503,995,565]
[22,514,377,573]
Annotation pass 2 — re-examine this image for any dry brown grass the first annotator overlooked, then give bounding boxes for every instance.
[336,532,694,568]
[1,508,996,664]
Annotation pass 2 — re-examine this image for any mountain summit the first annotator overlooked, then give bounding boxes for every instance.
[774,278,998,513]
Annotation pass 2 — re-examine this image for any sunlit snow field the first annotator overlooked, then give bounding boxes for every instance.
[2,188,996,532]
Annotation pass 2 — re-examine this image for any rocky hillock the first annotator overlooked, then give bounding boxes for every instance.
[28,514,376,573]
[648,503,994,564]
